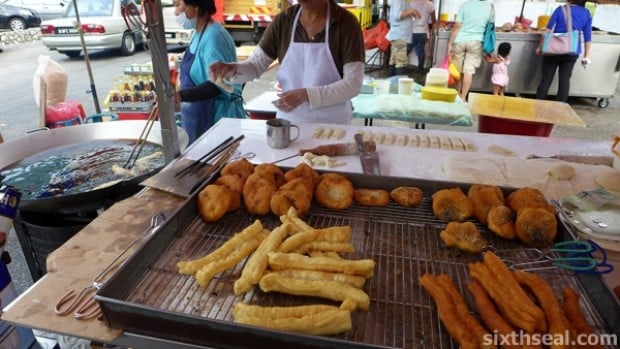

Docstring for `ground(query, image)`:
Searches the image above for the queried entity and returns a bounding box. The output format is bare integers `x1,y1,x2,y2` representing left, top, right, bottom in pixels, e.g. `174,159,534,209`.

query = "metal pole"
71,0,101,114
144,0,180,163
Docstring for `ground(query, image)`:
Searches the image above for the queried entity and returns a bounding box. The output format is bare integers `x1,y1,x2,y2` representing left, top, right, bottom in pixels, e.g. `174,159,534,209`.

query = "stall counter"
3,118,619,348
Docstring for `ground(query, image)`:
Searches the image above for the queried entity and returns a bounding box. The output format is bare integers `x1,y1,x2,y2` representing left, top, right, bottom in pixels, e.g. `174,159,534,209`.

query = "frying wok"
0,121,189,214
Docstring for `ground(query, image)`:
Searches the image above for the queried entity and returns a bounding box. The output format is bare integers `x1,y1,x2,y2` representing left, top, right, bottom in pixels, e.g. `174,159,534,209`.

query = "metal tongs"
54,213,166,320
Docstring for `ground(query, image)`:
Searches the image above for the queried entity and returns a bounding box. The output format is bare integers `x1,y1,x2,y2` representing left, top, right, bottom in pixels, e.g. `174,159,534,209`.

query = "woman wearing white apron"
209,0,365,125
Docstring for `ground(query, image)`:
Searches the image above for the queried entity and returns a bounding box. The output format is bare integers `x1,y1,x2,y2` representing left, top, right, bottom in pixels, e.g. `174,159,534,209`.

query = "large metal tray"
96,172,620,349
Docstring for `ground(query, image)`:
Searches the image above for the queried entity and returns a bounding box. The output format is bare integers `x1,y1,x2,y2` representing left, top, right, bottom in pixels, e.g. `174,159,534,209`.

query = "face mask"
176,12,196,29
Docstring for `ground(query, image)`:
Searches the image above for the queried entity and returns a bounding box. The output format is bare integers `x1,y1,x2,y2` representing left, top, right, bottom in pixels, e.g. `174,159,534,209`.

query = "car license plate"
56,27,77,34
164,33,173,38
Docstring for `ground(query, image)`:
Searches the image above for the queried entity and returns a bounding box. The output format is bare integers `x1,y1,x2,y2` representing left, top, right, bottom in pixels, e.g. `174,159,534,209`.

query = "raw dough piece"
450,137,465,151
384,133,395,145
408,134,420,147
439,135,452,150
362,130,372,142
430,135,441,149
330,128,345,140
488,144,516,157
595,170,620,191
460,138,475,151
547,163,575,180
321,128,334,139
419,134,431,148
396,134,408,146
312,127,324,139
373,132,385,145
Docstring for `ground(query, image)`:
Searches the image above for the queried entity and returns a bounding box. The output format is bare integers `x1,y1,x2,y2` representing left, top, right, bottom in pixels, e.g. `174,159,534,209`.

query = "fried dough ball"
515,207,557,248
284,163,320,188
198,184,233,222
487,205,516,239
243,173,278,215
390,186,423,207
468,184,505,225
439,221,487,253
353,188,391,206
279,177,314,200
214,174,244,194
221,157,255,183
254,163,286,188
314,173,354,210
270,189,312,217
506,187,555,215
432,187,474,222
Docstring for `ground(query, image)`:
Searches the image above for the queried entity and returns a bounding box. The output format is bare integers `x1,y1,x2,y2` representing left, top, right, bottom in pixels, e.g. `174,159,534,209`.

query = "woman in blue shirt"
175,0,245,144
535,0,592,103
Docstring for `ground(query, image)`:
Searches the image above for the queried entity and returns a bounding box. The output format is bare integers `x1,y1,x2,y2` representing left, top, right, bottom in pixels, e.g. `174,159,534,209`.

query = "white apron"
277,3,352,124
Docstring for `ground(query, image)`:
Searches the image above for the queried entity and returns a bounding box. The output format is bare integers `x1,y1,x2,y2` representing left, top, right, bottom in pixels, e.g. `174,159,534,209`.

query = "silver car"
2,0,67,20
40,0,144,57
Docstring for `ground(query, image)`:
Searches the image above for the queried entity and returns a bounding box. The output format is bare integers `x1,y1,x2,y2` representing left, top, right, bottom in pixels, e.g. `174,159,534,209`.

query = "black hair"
183,0,216,18
498,42,511,58
570,0,587,7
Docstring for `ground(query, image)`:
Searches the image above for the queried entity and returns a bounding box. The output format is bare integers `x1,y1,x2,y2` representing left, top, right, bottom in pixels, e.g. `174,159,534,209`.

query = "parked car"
2,0,67,20
40,0,144,57
0,2,41,30
160,0,192,52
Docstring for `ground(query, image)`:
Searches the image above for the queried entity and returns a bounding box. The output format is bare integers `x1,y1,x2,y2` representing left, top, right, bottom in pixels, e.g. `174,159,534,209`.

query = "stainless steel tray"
96,172,620,349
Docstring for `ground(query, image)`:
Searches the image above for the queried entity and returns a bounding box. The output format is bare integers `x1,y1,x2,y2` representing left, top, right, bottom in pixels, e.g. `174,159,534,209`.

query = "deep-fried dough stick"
294,241,356,254
234,308,352,335
469,262,538,333
308,251,342,259
467,281,521,349
436,275,494,349
270,269,366,288
279,207,314,234
177,220,264,275
277,230,317,253
268,252,375,278
233,302,336,319
562,287,604,349
259,273,370,310
234,224,291,295
513,270,573,349
483,251,546,332
419,274,478,349
195,232,267,287
314,226,352,242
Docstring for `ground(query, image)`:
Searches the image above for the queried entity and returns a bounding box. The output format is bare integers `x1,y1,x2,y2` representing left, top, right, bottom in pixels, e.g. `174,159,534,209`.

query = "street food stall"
2,118,620,348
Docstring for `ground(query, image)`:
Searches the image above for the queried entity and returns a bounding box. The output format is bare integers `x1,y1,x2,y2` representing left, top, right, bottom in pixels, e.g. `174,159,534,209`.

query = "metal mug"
266,119,300,149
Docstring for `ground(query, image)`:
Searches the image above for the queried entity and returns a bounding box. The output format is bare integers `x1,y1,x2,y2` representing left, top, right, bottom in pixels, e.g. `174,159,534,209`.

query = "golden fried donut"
279,177,314,200
353,188,390,206
270,189,312,217
468,184,504,225
390,186,423,207
243,173,278,215
254,163,286,188
284,163,320,188
198,184,232,222
221,157,255,183
214,174,244,194
314,173,354,210
431,187,474,222
506,187,555,215
515,207,557,248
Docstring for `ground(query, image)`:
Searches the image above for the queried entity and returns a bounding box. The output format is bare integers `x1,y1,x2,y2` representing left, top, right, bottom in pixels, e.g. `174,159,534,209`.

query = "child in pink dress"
487,42,511,95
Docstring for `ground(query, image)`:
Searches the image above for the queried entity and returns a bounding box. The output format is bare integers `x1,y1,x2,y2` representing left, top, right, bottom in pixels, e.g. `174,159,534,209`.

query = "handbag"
541,5,579,55
483,4,496,54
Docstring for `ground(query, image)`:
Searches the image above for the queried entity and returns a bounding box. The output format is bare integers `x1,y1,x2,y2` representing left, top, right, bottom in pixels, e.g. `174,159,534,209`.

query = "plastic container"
425,68,449,88
537,15,550,30
374,79,391,94
398,78,414,95
478,115,553,137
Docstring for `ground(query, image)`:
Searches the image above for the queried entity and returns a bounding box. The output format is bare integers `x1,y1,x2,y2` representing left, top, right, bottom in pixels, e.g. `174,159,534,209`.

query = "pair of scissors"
229,150,256,162
494,240,614,275
54,213,166,320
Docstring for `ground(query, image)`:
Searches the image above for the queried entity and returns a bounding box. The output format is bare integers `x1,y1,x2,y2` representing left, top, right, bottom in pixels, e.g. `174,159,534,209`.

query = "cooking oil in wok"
0,139,164,199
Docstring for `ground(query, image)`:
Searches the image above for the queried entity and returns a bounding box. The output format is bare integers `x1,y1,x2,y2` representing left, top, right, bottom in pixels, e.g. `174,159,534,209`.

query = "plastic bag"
363,20,390,51
45,100,85,127
438,57,458,85
33,55,68,108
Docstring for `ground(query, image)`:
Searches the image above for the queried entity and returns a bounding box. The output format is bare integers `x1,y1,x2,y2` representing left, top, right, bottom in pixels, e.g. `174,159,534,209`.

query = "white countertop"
184,118,615,200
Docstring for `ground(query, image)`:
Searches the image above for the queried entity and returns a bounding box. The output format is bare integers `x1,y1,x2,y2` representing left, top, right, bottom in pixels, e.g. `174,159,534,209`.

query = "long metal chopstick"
174,136,234,177
122,104,159,169
176,135,244,177
189,140,240,195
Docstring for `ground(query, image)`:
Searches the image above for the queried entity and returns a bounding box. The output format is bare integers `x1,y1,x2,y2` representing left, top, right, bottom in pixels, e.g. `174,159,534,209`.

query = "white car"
2,0,67,20
40,0,144,57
